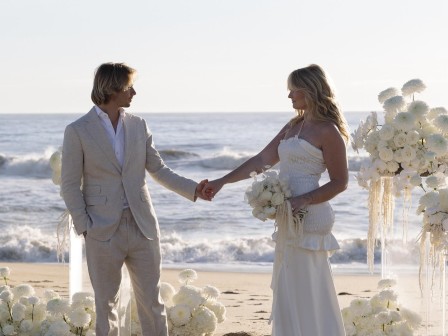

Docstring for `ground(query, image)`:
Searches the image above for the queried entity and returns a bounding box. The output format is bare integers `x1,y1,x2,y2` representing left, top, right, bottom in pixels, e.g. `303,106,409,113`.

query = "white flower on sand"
426,134,448,156
378,278,397,289
169,304,192,327
204,301,226,323
0,289,13,303
172,285,203,309
401,79,426,96
13,283,35,297
11,302,26,321
46,297,70,315
190,306,217,334
384,96,406,113
46,320,71,336
178,269,198,285
434,114,448,133
68,306,92,328
160,282,176,304
202,285,220,300
28,295,40,305
378,87,400,104
378,289,398,302
20,319,34,333
394,112,416,131
349,298,372,317
43,289,60,301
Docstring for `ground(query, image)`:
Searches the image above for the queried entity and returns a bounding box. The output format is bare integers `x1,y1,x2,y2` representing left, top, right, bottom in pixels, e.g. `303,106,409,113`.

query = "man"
61,62,210,336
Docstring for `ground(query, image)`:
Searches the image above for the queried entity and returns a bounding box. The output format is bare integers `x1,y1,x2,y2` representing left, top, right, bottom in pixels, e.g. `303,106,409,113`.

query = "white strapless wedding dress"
270,135,346,336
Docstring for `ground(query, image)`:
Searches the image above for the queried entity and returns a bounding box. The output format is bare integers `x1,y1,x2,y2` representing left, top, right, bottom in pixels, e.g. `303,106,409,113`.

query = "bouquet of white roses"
342,279,422,336
244,168,292,222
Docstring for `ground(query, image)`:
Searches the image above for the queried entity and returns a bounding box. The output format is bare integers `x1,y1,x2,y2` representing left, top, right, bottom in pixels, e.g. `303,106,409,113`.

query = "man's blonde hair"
91,62,136,105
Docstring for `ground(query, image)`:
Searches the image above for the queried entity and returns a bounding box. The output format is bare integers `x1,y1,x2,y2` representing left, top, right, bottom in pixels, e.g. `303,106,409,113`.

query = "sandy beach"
6,261,446,335
0,262,392,336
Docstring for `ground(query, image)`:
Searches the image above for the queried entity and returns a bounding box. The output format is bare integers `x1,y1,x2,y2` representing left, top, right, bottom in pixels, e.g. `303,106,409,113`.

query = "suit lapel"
85,108,122,173
122,113,134,171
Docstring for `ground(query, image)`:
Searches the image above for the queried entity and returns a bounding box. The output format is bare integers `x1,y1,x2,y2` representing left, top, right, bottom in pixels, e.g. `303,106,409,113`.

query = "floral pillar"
352,79,448,334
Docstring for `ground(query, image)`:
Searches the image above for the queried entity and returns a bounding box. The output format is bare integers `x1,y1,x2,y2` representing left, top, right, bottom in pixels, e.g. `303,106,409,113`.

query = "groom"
61,62,210,336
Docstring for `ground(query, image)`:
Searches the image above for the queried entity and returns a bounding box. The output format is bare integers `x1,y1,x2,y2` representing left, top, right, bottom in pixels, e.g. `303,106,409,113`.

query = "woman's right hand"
203,178,225,200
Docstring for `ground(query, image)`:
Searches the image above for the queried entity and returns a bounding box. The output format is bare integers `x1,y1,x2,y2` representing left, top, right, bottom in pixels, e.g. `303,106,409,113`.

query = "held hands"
195,179,212,201
202,179,225,200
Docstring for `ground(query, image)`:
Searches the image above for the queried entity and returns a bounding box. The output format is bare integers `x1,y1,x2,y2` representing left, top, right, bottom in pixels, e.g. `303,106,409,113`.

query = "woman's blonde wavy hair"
287,64,349,143
91,62,136,105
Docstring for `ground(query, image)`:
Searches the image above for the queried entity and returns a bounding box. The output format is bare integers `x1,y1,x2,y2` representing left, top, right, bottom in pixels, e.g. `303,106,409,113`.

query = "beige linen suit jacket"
61,108,197,241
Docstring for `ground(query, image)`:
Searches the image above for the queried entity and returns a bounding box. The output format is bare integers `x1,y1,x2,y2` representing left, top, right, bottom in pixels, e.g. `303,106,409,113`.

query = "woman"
203,64,348,335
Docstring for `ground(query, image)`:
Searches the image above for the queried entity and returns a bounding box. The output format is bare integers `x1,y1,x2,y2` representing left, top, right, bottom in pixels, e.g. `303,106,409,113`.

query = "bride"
203,64,348,335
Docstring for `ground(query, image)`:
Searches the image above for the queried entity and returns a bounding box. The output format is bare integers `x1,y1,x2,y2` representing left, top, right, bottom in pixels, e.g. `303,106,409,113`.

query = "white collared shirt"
94,105,128,207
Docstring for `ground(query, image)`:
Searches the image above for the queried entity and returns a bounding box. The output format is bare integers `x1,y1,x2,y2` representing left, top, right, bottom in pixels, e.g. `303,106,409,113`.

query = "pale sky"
1,0,447,114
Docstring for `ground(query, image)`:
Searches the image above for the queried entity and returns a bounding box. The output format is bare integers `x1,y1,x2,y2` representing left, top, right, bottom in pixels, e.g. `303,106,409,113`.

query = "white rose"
271,193,284,206
402,159,421,171
264,206,276,218
405,130,420,145
425,175,441,189
378,147,394,162
408,100,429,121
409,174,422,187
378,87,400,104
394,112,416,131
379,124,395,141
426,134,448,156
373,159,387,173
428,107,448,120
394,149,404,163
393,133,407,148
259,190,272,202
419,191,439,208
386,161,400,173
384,96,406,113
401,145,417,162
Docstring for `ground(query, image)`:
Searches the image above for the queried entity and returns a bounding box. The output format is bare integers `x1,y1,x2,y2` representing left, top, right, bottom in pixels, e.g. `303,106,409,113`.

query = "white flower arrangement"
342,279,421,335
0,268,96,336
0,267,225,336
244,167,307,222
160,269,225,336
351,79,448,271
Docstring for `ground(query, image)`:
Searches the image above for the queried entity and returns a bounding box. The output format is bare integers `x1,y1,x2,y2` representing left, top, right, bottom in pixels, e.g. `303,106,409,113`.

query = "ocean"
0,112,425,274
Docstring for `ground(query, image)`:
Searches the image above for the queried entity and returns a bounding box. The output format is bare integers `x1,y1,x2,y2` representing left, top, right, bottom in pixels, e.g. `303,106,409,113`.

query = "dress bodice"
277,136,339,252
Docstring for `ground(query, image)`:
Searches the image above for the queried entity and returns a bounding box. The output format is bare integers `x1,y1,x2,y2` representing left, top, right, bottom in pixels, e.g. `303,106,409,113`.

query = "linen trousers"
85,208,167,336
